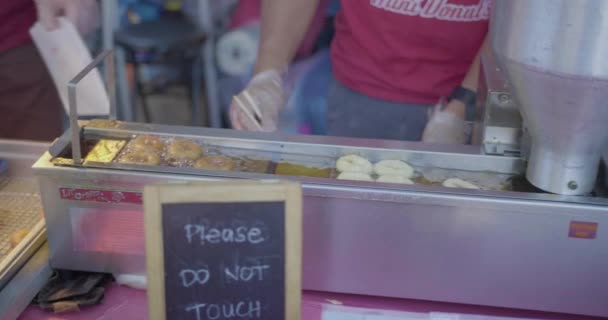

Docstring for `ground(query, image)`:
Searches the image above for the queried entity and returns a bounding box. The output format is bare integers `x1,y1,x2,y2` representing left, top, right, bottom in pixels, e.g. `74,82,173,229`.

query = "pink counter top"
18,283,605,320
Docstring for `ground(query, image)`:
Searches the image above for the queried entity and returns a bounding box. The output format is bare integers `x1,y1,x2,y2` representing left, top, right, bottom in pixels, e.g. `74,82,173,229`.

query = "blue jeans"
326,77,431,141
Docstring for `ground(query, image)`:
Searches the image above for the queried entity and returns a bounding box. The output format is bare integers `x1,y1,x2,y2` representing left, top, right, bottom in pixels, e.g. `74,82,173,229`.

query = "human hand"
422,99,467,144
34,0,99,35
229,70,288,132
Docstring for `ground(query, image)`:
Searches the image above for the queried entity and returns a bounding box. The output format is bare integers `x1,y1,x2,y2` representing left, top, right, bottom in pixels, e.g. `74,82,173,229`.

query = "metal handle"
67,50,117,164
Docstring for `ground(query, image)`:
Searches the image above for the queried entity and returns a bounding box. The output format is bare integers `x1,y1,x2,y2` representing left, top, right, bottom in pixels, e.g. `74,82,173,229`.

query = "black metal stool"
114,17,206,125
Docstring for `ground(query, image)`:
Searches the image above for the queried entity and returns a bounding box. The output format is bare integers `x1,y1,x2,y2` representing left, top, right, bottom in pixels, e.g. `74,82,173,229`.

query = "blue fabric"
0,160,7,177
327,0,341,16
293,50,332,135
119,0,162,26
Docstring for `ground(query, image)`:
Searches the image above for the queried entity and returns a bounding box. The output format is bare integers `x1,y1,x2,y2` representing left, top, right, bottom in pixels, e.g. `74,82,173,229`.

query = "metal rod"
67,81,82,165
67,50,114,165
101,0,118,120
115,48,132,121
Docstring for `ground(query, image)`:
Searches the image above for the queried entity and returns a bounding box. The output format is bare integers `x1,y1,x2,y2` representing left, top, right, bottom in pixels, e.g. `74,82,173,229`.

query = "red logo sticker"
569,221,598,239
60,187,143,205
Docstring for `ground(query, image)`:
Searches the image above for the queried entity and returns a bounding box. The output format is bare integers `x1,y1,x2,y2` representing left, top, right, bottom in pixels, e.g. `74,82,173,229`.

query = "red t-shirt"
0,0,37,53
331,0,491,104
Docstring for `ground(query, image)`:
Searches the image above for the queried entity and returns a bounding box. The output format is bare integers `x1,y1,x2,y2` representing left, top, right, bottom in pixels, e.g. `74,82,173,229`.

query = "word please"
186,300,261,320
184,224,264,245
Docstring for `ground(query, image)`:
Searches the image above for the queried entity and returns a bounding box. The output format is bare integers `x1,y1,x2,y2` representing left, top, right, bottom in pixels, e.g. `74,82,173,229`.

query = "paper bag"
30,18,109,116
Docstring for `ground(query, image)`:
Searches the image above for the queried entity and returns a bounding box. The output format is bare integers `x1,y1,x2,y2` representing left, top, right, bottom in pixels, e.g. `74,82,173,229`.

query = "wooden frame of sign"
144,180,302,320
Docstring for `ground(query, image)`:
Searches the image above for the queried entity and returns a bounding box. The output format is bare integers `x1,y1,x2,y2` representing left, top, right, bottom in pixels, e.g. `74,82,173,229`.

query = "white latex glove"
34,0,100,35
422,102,467,144
229,69,288,132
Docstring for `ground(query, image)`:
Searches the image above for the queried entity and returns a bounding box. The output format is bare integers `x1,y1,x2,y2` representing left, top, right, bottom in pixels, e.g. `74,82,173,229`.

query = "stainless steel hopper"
491,0,608,195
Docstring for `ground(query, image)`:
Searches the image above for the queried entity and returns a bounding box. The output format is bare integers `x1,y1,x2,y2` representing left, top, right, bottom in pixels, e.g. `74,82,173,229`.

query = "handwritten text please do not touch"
180,223,271,320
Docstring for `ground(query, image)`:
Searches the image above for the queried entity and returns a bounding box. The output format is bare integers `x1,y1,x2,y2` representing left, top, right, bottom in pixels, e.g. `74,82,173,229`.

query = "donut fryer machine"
34,1,608,316
33,122,608,319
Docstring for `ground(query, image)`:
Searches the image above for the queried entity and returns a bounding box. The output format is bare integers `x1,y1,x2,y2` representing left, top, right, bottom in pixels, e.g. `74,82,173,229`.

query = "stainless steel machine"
490,0,608,196
32,0,608,318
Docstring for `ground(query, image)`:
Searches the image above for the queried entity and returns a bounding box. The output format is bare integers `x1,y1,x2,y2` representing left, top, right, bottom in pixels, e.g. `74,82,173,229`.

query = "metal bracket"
478,50,523,157
67,50,117,165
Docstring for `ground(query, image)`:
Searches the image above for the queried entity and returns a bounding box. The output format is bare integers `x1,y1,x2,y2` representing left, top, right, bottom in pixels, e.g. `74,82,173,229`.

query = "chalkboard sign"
144,181,302,320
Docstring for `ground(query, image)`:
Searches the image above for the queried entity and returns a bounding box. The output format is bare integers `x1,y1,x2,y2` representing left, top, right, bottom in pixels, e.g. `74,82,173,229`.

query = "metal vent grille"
0,178,43,257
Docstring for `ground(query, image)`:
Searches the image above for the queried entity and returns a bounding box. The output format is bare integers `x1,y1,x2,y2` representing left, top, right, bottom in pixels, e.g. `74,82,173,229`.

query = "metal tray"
0,179,42,255
49,121,526,193
0,140,49,290
0,178,45,290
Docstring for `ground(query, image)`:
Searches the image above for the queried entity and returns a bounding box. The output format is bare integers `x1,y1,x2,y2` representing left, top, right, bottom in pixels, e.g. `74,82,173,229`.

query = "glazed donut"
167,139,203,161
442,178,480,190
119,150,161,166
194,155,236,171
130,135,164,153
376,175,414,185
337,172,373,182
336,155,373,174
373,160,414,178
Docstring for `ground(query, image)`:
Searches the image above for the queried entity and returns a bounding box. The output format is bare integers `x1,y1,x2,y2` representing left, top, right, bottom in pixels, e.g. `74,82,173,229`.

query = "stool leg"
190,55,203,126
203,40,221,128
132,60,151,123
115,47,133,121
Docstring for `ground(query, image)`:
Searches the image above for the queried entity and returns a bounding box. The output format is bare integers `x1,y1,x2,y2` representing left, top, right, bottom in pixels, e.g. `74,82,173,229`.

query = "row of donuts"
114,135,332,176
114,136,479,189
117,135,237,171
335,155,480,189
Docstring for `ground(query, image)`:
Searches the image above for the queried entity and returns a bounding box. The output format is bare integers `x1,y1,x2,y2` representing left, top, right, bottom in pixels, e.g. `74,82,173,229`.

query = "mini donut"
167,139,203,161
10,229,30,249
442,178,480,190
239,159,270,173
337,172,373,182
86,119,120,129
194,155,236,171
130,135,164,153
376,175,414,185
374,160,414,178
119,150,161,166
336,155,373,174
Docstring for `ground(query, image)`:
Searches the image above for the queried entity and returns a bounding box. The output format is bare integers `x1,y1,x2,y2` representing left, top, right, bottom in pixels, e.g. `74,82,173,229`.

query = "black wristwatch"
447,86,477,121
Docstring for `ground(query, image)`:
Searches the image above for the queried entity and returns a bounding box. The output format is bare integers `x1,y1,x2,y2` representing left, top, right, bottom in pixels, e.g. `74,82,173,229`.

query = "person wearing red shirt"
0,0,97,141
230,0,491,144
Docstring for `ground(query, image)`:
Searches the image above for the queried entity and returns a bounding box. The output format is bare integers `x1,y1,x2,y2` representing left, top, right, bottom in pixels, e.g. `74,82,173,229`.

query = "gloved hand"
422,100,467,144
229,69,288,132
34,0,100,35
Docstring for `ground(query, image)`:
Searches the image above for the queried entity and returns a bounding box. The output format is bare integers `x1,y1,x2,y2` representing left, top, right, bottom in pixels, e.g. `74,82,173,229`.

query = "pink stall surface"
18,283,605,320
